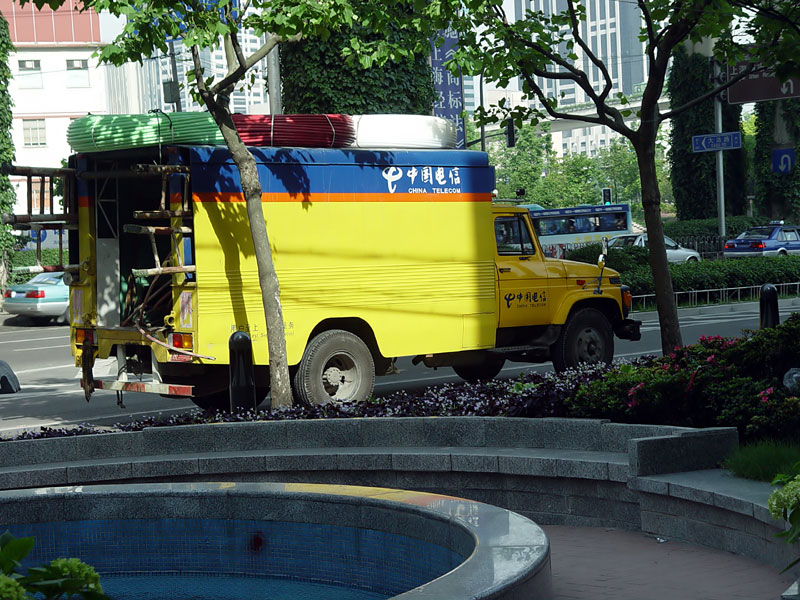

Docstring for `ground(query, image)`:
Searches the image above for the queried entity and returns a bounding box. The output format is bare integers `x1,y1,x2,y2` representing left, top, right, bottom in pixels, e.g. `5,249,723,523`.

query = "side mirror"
597,237,609,269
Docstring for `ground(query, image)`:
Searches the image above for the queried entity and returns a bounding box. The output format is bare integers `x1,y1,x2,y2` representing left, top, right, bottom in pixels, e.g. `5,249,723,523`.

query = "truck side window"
495,216,535,256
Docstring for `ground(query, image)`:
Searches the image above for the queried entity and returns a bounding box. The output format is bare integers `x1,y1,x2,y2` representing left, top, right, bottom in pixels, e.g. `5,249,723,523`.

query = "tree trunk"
633,133,683,354
204,106,294,409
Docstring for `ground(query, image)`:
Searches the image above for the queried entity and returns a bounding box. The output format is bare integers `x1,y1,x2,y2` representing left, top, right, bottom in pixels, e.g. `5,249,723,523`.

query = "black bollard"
229,331,256,413
759,283,780,329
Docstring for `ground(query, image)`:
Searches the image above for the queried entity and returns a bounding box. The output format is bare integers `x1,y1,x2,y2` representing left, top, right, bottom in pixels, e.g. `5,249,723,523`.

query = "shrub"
619,255,800,296
568,314,800,441
663,216,770,238
8,248,64,285
0,531,108,599
723,441,800,482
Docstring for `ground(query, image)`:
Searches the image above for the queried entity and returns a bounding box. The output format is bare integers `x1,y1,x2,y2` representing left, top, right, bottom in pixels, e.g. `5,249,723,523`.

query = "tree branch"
661,60,766,120
518,71,632,137
729,0,800,37
566,0,614,104
190,44,214,107
638,0,657,66
210,32,301,96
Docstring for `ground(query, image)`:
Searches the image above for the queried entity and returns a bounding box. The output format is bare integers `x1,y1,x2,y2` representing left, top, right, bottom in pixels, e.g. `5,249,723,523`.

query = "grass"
724,440,800,483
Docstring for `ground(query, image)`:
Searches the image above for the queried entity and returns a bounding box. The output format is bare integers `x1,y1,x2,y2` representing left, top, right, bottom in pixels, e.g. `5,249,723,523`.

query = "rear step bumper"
93,379,193,396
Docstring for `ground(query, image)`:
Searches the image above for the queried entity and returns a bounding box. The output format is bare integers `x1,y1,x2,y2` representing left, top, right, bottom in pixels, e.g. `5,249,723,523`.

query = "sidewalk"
544,525,795,600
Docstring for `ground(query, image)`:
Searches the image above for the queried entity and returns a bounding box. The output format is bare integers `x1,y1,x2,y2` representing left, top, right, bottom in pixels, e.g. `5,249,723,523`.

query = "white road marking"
13,344,71,352
12,363,76,374
0,335,67,345
2,388,85,401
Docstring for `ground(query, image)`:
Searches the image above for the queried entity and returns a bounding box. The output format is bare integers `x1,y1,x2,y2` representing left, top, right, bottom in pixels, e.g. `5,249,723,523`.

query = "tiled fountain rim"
0,481,552,600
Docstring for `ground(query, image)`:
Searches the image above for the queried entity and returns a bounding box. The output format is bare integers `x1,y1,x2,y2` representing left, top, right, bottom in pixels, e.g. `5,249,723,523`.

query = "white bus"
523,203,633,258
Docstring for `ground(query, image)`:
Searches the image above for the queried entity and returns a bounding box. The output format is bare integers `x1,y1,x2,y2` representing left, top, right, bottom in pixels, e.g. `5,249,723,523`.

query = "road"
0,298,798,434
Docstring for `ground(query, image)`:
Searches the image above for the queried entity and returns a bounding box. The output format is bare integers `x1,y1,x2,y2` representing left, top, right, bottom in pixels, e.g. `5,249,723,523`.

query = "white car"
608,234,701,263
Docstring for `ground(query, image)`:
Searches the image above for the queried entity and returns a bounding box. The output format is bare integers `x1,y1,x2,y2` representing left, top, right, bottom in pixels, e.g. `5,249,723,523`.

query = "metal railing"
672,235,724,261
631,281,800,312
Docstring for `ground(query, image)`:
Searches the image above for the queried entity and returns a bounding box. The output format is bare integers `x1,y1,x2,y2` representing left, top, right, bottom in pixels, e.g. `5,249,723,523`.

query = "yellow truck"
4,146,640,410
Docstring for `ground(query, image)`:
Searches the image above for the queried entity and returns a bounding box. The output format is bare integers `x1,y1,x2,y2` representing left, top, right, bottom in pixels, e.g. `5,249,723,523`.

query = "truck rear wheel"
294,329,375,406
551,307,614,372
453,358,505,383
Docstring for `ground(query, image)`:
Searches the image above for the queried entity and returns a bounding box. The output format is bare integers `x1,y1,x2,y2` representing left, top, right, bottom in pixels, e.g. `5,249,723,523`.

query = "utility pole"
168,41,183,112
713,59,725,238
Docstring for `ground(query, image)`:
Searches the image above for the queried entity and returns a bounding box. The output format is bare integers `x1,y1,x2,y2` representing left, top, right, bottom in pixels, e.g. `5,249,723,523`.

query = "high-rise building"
130,34,272,115
467,0,649,156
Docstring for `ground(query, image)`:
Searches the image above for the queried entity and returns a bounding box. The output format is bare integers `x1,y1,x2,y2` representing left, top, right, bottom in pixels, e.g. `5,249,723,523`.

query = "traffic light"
505,119,516,147
602,188,612,204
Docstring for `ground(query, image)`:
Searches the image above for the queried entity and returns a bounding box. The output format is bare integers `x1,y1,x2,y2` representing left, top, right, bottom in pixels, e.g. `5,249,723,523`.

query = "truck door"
495,214,552,327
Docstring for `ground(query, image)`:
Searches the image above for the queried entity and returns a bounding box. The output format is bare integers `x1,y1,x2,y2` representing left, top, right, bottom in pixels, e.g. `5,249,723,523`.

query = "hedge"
623,256,800,296
7,248,63,285
565,244,649,273
565,245,800,296
662,216,770,239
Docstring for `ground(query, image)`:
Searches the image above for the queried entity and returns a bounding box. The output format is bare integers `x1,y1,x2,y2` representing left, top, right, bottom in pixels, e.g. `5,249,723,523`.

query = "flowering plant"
769,470,800,572
0,530,108,599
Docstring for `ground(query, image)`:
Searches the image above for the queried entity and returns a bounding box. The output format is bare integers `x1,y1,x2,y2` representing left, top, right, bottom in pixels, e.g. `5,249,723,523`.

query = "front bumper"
614,318,642,341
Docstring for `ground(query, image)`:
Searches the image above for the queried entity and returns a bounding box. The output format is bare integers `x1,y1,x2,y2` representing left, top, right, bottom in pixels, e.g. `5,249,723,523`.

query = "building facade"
0,0,125,221
467,0,649,156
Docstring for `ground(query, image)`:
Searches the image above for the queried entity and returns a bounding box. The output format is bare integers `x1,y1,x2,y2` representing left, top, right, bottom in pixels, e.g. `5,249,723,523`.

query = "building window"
66,59,90,87
22,119,46,147
18,60,42,89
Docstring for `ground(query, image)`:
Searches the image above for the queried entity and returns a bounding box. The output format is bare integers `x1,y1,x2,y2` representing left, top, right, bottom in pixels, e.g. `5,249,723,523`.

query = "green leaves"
18,558,108,600
0,531,34,576
0,532,110,599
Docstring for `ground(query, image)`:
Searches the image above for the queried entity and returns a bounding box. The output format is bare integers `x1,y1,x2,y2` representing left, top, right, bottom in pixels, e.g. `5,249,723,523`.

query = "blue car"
2,272,70,323
723,222,800,259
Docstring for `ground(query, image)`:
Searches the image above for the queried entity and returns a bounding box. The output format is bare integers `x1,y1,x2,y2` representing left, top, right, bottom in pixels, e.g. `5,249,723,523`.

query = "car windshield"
27,273,64,285
738,228,773,240
608,236,637,248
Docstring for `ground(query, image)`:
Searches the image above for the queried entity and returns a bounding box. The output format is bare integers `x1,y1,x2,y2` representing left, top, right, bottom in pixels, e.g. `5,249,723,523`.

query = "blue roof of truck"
179,145,494,197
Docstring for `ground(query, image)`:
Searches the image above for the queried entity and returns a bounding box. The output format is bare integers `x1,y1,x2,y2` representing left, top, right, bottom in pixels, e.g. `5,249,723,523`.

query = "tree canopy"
415,0,800,354
18,0,800,357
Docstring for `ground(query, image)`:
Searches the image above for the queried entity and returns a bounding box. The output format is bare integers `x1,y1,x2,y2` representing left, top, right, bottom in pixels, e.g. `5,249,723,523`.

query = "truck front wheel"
294,329,375,406
551,308,614,372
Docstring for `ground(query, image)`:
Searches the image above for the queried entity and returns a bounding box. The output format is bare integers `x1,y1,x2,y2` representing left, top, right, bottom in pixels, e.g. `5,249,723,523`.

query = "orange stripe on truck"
192,192,492,203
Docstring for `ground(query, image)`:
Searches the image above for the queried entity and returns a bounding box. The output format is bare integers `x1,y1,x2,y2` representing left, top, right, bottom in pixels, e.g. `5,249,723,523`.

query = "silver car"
608,234,701,263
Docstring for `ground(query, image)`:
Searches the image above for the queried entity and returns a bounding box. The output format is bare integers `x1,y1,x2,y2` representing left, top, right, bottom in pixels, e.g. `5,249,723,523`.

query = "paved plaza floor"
544,525,795,600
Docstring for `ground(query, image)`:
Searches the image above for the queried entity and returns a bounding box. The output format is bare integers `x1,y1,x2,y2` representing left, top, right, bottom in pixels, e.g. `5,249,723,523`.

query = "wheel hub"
577,328,603,362
323,366,344,387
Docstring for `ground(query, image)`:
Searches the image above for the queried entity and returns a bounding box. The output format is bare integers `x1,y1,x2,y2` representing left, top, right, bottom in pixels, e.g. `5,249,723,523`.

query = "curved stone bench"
0,416,795,578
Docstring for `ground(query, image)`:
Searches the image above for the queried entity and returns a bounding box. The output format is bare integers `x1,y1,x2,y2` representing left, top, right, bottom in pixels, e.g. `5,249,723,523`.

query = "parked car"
2,272,69,323
723,221,800,258
607,233,701,263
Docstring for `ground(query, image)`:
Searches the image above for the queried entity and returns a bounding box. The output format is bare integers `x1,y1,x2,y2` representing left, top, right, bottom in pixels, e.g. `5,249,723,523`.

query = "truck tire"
453,358,505,383
294,329,375,406
191,391,230,413
551,307,614,372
